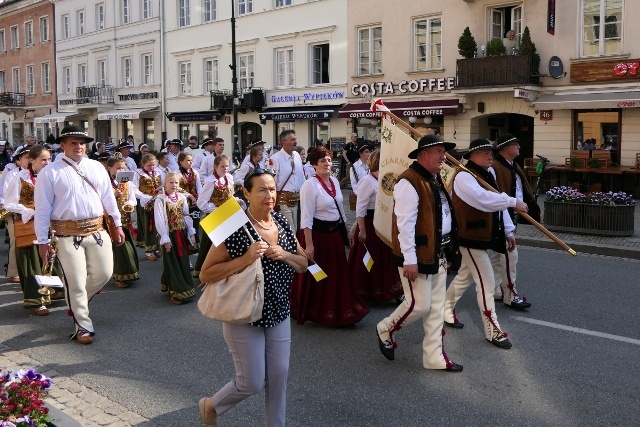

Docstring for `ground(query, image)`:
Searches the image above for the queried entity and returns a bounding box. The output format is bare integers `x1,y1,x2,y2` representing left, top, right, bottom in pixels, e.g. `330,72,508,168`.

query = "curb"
518,236,640,260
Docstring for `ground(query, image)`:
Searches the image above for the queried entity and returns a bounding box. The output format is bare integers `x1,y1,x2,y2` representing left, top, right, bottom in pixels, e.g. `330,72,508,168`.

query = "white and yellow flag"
200,197,250,247
363,250,374,272
307,263,327,282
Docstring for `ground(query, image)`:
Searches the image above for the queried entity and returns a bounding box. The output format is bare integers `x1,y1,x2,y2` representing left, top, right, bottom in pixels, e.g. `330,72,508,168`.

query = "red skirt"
347,217,403,302
291,228,369,327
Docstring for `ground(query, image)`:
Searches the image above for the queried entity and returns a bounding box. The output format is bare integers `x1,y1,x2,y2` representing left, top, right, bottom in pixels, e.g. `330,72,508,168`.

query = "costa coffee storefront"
533,58,640,167
339,77,459,144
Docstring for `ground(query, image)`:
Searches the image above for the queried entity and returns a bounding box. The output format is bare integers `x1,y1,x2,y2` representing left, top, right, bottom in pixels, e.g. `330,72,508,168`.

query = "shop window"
198,124,218,142
574,110,620,165
144,119,155,145
310,120,330,148
123,119,134,139
178,124,190,142
274,121,295,145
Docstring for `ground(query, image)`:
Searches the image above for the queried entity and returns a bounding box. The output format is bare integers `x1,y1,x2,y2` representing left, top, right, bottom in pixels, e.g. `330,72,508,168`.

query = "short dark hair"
279,129,296,143
307,146,332,165
157,152,168,161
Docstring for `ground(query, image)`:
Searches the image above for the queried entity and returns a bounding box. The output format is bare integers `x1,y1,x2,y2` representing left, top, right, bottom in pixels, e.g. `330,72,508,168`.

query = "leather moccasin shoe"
76,330,94,345
444,320,464,329
9,276,20,283
505,297,531,310
376,328,395,361
34,306,49,316
444,363,464,372
489,336,512,350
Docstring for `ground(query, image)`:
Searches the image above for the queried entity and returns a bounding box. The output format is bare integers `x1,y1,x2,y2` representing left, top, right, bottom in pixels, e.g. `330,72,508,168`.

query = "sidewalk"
341,190,640,259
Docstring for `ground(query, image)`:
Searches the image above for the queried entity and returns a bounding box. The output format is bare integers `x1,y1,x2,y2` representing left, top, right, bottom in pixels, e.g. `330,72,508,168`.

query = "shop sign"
572,58,640,83
118,92,159,101
514,89,530,99
270,91,345,103
260,112,332,121
59,99,75,106
616,101,639,108
350,78,456,97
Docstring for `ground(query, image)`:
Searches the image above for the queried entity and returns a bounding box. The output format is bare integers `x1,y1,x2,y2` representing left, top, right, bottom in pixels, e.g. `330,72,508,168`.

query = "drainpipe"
160,0,167,149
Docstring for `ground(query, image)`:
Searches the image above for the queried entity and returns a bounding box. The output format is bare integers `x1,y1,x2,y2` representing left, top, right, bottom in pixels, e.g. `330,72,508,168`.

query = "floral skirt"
291,228,369,327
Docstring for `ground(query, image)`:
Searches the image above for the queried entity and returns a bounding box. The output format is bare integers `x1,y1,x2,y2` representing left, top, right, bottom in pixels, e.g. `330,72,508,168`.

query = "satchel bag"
348,192,357,211
14,218,36,248
198,226,265,324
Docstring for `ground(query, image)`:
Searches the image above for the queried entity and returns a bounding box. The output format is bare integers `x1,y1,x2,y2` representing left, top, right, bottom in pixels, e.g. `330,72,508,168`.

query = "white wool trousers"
377,266,450,369
213,317,291,427
6,217,19,278
444,247,505,341
56,231,113,335
491,244,520,303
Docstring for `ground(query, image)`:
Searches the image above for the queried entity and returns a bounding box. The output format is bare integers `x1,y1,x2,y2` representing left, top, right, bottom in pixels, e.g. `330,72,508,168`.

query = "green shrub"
458,27,477,59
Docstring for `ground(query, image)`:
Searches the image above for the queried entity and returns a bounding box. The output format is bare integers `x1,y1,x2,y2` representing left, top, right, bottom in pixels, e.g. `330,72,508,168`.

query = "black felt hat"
408,134,456,159
463,138,496,159
54,126,94,145
495,133,520,150
167,139,183,147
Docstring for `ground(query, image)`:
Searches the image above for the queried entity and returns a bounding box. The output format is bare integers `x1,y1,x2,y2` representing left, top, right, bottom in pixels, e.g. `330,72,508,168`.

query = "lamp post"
230,0,241,165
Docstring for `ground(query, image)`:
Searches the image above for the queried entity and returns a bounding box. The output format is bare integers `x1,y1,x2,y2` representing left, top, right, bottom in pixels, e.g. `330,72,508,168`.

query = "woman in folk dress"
133,153,161,260
177,152,202,247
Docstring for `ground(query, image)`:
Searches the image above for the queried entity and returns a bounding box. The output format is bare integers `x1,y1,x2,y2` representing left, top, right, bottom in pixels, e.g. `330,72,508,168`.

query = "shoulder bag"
348,166,359,211
198,226,265,324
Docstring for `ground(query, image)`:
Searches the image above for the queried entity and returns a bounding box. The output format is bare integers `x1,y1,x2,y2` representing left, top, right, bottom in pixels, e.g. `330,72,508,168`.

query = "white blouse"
4,169,35,222
350,159,370,195
355,173,377,218
133,168,160,206
197,173,234,213
153,192,195,245
111,178,137,209
299,176,346,230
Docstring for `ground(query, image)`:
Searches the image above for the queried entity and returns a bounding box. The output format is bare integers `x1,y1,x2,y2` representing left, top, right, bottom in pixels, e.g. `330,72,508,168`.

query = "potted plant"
485,38,506,56
458,27,478,59
519,26,540,83
1,369,53,427
544,186,636,236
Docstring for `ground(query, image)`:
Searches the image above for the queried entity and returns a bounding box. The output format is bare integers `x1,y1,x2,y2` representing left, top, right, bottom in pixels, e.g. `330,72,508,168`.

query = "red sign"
613,62,640,77
540,110,553,121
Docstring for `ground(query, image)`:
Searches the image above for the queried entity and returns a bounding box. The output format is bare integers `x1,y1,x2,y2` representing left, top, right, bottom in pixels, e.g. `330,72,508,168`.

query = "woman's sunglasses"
246,168,276,181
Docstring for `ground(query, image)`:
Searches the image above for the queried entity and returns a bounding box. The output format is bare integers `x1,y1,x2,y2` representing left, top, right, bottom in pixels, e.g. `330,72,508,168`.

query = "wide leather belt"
51,217,104,237
277,191,300,207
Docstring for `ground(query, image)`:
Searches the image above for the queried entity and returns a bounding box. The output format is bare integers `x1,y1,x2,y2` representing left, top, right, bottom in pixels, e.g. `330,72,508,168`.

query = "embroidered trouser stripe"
56,230,113,335
6,217,19,277
491,245,519,302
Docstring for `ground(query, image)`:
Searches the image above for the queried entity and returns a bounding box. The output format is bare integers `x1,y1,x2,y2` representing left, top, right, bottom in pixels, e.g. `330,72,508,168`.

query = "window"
97,60,107,85
96,3,105,30
144,118,155,144
275,0,291,7
179,62,192,95
10,26,18,49
39,17,49,41
204,59,218,92
77,10,85,35
358,26,382,76
41,62,50,92
122,0,131,24
78,63,87,87
310,43,329,84
238,53,254,90
489,5,523,46
26,65,35,94
179,0,190,27
582,0,622,56
12,68,20,92
204,0,216,22
24,21,33,46
238,0,252,15
414,16,441,71
63,66,71,93
142,0,152,19
275,48,294,87
61,14,69,39
122,57,132,87
0,30,5,53
0,71,6,93
142,54,153,85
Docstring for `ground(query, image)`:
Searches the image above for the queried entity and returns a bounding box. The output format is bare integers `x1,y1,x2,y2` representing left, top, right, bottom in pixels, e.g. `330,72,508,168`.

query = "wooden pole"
380,111,577,256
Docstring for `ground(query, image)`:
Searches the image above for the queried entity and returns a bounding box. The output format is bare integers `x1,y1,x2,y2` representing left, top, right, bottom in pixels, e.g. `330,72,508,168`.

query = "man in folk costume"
270,130,305,232
376,135,463,372
117,141,138,172
1,148,24,283
34,126,125,344
199,137,231,179
192,138,214,175
443,139,528,349
349,141,373,196
166,139,182,172
491,133,539,309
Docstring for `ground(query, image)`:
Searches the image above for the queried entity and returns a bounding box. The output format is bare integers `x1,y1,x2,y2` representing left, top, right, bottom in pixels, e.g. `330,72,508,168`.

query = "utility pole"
230,0,241,165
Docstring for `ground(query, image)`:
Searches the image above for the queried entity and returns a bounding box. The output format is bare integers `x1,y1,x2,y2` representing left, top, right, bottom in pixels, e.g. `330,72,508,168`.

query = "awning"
259,105,341,121
533,91,640,110
34,112,82,124
337,99,459,119
167,111,222,122
97,108,157,120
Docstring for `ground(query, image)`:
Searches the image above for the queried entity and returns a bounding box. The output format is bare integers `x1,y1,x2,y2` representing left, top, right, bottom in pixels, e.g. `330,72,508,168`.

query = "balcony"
0,92,26,107
456,54,539,88
210,88,265,114
75,85,114,104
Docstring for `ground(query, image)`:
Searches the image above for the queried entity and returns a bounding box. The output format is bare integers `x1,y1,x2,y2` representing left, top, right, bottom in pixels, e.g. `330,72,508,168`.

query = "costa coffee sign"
351,77,456,96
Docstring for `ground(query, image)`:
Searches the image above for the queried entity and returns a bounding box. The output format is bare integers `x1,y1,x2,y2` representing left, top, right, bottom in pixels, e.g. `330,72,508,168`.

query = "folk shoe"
76,329,94,345
376,327,395,361
198,397,218,427
444,363,464,372
34,306,49,316
444,320,464,329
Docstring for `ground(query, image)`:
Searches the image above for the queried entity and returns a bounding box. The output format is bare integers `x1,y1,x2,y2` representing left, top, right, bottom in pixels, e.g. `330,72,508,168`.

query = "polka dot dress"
225,211,297,327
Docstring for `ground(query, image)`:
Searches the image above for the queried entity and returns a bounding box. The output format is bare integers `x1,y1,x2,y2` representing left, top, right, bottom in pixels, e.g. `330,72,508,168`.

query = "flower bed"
544,186,636,236
1,369,52,427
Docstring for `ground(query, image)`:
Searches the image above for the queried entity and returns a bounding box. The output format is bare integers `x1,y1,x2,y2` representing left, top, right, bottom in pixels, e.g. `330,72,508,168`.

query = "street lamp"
230,0,241,165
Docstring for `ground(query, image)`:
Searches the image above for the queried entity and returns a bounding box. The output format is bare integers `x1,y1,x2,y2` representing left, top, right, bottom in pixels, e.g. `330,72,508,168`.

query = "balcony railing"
0,92,26,107
456,54,539,88
75,85,114,104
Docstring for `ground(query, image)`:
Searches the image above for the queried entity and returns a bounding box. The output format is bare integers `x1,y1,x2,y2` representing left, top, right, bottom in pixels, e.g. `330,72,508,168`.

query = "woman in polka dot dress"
198,169,307,427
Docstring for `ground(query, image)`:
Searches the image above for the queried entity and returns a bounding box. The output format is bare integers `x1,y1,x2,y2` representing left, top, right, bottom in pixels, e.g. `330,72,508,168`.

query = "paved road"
1,241,639,426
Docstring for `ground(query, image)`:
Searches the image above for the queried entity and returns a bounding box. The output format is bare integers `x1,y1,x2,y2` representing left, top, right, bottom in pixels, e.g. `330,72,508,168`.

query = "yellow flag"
307,263,327,282
200,197,249,246
363,250,374,272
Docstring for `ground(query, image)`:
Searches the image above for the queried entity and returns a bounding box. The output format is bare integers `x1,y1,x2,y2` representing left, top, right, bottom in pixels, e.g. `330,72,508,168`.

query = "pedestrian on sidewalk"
34,125,125,344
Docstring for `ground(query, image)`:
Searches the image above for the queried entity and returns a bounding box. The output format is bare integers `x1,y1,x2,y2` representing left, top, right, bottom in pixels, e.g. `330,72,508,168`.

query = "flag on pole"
363,250,374,272
199,197,250,246
307,263,327,282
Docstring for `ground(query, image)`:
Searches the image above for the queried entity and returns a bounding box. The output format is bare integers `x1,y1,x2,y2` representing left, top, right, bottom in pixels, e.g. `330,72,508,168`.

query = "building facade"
163,0,348,159
51,0,162,148
0,0,56,146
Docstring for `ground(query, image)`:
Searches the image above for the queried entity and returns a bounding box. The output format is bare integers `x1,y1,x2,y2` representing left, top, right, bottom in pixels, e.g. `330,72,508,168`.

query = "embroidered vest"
166,198,186,232
18,180,35,209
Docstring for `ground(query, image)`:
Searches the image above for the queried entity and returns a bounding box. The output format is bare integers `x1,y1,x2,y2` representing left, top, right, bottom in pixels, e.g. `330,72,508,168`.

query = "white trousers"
6,217,19,277
213,318,291,427
444,247,505,340
377,266,452,370
56,231,113,335
491,245,521,304
278,203,299,234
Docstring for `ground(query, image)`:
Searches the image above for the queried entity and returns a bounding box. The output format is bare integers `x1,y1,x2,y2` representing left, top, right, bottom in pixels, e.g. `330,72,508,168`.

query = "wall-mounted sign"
547,0,556,35
350,77,456,97
514,89,530,99
260,112,332,121
540,110,553,120
270,91,345,103
616,101,639,108
571,58,640,83
118,92,159,101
